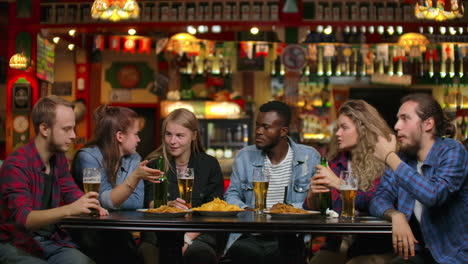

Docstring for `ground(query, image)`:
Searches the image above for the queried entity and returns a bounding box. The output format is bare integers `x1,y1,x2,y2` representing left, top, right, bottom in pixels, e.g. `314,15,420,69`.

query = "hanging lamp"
415,0,464,21
9,53,28,70
91,0,140,22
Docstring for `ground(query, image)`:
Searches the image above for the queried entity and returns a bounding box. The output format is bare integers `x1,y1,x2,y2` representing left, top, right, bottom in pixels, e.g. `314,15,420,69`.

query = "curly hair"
328,100,395,191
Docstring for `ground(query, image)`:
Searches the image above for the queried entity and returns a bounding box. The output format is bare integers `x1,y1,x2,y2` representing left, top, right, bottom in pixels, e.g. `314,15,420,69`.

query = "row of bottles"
40,0,279,24
206,123,249,146
303,0,465,22
270,44,468,79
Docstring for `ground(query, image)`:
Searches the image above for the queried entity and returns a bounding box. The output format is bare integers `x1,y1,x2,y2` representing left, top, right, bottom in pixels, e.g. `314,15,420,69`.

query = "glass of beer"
83,168,101,216
177,168,194,208
339,170,358,219
253,168,270,213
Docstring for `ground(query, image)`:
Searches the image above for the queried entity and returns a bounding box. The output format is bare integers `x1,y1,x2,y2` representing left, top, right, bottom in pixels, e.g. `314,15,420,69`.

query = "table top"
60,210,391,234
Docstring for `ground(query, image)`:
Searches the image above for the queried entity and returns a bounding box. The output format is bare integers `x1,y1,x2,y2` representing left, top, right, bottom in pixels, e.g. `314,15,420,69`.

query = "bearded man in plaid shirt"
370,93,467,264
0,96,108,263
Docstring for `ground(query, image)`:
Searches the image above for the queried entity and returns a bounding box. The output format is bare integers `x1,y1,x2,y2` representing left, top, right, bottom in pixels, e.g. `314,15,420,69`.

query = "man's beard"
400,138,421,159
48,132,68,153
399,125,424,159
256,137,280,152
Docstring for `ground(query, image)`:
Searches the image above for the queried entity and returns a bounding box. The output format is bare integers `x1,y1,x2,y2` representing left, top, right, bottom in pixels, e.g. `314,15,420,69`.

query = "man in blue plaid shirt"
370,93,467,264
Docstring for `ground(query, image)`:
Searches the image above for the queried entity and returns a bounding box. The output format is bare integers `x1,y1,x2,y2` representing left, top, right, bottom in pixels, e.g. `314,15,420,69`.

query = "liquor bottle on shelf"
242,124,249,146
234,125,242,142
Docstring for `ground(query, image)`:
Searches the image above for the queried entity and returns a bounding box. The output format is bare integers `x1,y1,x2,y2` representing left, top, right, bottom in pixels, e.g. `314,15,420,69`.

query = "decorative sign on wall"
11,82,32,151
12,84,31,110
117,64,141,88
105,62,153,89
281,44,307,72
36,34,55,83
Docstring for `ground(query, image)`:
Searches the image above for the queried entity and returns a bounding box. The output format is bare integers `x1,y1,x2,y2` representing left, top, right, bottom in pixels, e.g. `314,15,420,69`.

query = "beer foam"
340,186,357,191
84,180,101,184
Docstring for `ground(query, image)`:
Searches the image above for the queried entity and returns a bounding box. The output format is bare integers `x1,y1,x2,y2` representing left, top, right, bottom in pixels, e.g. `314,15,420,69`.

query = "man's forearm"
383,208,404,222
25,205,71,230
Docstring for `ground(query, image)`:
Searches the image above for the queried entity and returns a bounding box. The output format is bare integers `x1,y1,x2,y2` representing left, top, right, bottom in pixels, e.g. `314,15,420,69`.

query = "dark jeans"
69,229,139,264
0,243,47,264
34,236,94,264
220,234,280,264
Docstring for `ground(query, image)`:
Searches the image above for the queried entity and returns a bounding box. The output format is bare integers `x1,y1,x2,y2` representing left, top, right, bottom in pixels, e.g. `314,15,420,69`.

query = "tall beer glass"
339,170,358,219
83,168,101,216
253,168,270,213
177,168,194,208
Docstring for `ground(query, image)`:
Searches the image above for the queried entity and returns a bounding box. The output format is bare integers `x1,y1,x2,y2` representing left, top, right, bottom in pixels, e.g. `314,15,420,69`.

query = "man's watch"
184,234,193,246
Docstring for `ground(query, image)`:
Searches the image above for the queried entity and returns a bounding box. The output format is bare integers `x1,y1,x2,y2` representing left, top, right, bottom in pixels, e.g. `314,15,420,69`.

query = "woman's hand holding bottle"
310,165,341,192
132,160,164,183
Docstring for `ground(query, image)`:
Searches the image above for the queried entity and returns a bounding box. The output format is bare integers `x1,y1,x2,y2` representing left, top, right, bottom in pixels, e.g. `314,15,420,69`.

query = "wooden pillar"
88,62,102,137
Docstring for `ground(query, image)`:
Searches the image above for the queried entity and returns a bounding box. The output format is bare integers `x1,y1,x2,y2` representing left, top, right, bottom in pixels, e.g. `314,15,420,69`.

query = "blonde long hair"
146,108,205,173
328,100,394,191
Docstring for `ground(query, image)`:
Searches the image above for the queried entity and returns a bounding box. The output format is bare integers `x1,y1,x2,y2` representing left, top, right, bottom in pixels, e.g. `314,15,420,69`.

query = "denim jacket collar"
252,136,307,167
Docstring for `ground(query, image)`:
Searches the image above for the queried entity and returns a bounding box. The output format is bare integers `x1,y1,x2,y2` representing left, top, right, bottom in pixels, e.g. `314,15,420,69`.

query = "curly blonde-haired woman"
306,100,395,264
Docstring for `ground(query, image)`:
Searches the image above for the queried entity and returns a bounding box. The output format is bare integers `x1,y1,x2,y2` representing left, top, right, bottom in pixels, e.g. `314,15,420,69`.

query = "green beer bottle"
318,156,332,215
153,156,168,208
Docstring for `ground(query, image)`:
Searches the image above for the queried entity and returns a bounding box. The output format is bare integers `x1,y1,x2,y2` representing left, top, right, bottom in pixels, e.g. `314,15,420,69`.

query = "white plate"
137,208,190,218
359,220,389,224
265,210,320,219
192,210,243,217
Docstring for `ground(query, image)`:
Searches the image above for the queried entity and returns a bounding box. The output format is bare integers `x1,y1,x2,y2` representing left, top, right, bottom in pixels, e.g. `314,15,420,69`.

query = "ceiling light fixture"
250,27,259,35
128,28,136,35
187,25,197,35
211,25,222,33
68,29,76,37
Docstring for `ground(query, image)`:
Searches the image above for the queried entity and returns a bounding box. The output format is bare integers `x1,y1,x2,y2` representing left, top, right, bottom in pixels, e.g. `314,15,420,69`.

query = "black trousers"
140,231,227,264
220,234,280,264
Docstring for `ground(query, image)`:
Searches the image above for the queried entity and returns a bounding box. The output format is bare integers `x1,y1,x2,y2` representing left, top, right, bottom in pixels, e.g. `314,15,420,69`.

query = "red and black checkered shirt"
0,141,83,257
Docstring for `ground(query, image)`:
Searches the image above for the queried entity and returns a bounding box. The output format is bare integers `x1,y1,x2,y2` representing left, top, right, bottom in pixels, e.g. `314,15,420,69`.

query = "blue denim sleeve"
114,155,144,210
224,152,249,209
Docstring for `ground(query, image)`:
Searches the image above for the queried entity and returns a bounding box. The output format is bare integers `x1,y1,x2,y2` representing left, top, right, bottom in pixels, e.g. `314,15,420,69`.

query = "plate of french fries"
138,205,191,217
264,203,320,219
192,198,244,217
